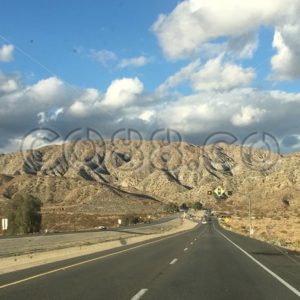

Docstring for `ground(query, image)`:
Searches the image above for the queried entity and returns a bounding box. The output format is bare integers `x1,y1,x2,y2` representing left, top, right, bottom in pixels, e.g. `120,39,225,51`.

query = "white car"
201,219,207,224
98,226,107,230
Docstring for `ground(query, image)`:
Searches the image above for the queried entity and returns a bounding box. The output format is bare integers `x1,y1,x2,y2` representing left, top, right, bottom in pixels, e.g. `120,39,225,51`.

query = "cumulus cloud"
191,56,255,91
29,77,66,102
0,72,19,94
151,0,300,81
231,105,266,126
227,31,259,59
102,77,144,107
38,108,64,125
0,69,300,153
156,88,300,143
69,88,101,117
0,44,14,62
118,56,151,68
152,0,298,60
157,59,201,94
138,110,155,122
271,25,300,80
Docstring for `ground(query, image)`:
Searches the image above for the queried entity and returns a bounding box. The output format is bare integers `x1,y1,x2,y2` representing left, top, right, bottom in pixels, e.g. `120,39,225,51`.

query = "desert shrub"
120,215,140,226
4,193,42,235
163,203,179,213
179,203,188,211
192,201,203,210
282,195,290,208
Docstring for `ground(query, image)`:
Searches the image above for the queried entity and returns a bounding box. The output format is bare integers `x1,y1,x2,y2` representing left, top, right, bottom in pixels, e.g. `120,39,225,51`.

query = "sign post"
1,218,8,232
118,219,122,227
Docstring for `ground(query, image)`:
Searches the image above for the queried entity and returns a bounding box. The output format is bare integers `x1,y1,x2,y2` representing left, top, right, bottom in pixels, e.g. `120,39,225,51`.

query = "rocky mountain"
0,140,299,232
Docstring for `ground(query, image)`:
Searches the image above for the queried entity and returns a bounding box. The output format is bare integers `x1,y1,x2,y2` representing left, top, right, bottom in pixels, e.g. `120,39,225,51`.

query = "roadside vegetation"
120,215,140,226
4,193,42,235
164,201,203,214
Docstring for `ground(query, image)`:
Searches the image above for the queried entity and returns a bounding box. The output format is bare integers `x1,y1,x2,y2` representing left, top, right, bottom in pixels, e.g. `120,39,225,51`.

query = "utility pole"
208,186,254,237
248,196,253,237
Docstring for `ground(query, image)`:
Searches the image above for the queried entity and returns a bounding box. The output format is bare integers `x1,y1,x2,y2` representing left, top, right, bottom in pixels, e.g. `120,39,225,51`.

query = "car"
201,219,207,224
97,226,107,230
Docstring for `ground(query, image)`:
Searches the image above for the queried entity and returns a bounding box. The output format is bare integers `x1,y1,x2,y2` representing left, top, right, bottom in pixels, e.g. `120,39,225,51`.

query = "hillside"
0,140,299,245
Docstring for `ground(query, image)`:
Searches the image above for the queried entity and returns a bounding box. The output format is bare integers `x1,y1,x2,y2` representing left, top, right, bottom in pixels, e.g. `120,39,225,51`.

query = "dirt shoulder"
219,216,300,254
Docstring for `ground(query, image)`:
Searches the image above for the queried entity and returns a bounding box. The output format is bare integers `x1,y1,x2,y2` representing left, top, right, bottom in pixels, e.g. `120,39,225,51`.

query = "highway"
0,215,182,257
0,218,299,300
0,213,180,240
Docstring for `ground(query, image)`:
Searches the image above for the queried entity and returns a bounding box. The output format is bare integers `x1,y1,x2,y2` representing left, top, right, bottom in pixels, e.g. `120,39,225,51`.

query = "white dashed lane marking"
131,289,148,300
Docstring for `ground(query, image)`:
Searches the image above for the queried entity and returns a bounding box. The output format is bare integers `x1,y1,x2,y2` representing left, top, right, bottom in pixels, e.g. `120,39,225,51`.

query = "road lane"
0,219,299,300
143,220,300,300
0,224,203,300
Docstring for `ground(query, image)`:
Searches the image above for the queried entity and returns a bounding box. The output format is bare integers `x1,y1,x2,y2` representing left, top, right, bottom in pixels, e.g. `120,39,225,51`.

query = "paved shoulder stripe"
215,227,300,298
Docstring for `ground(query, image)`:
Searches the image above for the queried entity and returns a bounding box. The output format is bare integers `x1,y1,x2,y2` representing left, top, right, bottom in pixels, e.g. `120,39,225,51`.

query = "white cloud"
0,70,300,153
37,112,47,125
37,108,64,125
191,56,255,91
118,56,150,68
102,77,144,108
156,88,300,136
271,25,300,80
0,79,18,93
139,110,155,122
69,88,101,117
0,44,14,62
227,31,259,59
0,73,19,93
30,77,65,102
231,105,266,126
152,0,299,62
157,59,200,94
50,107,64,121
90,49,117,65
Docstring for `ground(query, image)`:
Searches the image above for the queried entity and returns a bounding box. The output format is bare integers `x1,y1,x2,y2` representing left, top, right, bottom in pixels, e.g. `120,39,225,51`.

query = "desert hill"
0,140,299,239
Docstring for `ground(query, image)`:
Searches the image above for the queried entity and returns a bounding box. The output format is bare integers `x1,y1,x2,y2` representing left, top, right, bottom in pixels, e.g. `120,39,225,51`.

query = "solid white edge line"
215,226,300,298
131,288,148,300
170,258,178,265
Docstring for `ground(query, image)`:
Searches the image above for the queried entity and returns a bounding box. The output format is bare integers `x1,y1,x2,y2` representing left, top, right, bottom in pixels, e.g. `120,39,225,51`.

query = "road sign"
214,186,225,197
1,218,8,230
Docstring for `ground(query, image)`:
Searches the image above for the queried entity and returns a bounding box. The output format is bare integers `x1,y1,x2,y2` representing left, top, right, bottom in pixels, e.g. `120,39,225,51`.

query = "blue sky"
0,0,182,90
1,0,299,92
1,0,300,153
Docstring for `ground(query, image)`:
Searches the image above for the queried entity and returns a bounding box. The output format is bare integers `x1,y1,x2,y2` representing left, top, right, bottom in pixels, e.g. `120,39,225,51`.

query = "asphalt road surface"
0,218,299,300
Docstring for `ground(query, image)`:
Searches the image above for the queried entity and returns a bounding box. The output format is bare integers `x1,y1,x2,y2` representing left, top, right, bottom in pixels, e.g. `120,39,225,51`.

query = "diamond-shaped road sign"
214,186,225,197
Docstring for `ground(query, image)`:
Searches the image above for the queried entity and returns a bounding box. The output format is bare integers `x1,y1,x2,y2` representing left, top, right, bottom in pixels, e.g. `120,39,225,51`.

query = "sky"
0,0,300,153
